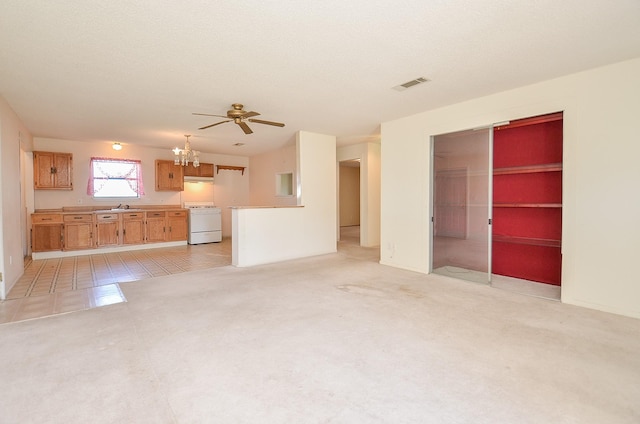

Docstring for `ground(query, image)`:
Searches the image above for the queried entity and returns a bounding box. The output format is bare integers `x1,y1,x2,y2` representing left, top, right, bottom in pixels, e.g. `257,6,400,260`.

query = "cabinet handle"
103,215,112,219
116,229,119,236
42,218,52,221
74,216,82,219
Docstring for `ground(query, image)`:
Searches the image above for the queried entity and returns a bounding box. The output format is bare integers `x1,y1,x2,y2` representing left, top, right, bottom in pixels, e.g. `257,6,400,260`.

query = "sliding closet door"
432,128,491,284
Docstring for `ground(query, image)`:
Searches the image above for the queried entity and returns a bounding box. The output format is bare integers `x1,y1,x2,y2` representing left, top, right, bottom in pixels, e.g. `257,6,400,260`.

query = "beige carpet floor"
0,237,638,423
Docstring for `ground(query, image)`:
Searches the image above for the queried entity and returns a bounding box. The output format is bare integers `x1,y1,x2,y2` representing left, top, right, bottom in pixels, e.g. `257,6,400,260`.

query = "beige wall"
248,141,297,207
381,57,640,319
339,164,360,226
0,96,34,298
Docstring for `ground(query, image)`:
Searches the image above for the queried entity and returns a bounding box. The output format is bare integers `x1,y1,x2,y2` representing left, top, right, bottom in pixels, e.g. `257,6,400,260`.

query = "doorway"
339,159,361,243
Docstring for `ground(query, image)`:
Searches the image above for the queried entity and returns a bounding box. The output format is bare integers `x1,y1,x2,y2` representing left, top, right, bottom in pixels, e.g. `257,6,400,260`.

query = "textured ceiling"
1,1,639,156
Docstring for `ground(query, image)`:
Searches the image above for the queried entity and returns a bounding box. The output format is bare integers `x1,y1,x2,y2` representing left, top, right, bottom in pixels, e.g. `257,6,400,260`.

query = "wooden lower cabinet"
32,208,188,253
63,214,94,250
167,210,187,241
122,212,145,245
145,211,167,243
32,213,64,252
95,213,121,247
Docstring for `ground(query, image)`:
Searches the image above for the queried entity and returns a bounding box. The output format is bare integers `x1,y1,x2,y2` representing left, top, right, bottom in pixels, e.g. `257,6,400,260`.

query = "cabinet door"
183,165,199,177
95,214,120,247
34,152,55,189
199,163,214,177
122,213,145,244
32,224,63,252
167,211,187,241
155,160,184,191
63,214,94,250
96,221,119,246
53,153,73,189
145,211,167,243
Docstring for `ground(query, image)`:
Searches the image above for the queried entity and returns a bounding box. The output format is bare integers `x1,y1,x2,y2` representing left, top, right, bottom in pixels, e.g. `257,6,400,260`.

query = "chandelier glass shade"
173,134,200,167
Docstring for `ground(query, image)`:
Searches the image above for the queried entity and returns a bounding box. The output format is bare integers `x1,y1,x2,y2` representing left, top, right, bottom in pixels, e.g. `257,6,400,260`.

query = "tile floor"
0,239,232,324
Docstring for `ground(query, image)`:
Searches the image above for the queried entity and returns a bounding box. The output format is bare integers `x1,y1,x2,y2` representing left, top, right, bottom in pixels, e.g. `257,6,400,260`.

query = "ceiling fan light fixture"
193,103,285,134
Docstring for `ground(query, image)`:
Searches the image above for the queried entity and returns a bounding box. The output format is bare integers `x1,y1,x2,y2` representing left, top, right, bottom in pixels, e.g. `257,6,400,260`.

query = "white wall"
337,142,381,247
381,57,640,319
248,141,297,206
232,131,336,267
32,137,249,237
0,96,34,299
212,164,250,237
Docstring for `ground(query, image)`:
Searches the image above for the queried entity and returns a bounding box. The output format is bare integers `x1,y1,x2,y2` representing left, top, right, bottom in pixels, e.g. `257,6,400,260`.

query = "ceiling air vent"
392,77,430,92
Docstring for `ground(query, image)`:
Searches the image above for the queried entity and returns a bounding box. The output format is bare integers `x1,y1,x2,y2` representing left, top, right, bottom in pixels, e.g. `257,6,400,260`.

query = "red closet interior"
492,112,563,285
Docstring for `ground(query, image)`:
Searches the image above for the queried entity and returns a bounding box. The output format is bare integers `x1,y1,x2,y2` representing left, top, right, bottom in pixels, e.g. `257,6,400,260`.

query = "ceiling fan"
193,103,285,135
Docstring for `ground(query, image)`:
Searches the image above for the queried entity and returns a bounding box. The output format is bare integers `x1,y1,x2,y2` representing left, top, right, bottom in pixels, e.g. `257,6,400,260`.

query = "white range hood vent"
184,176,214,182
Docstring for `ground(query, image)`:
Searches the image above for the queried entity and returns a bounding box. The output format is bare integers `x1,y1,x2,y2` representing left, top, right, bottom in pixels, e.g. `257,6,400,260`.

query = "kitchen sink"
95,208,143,212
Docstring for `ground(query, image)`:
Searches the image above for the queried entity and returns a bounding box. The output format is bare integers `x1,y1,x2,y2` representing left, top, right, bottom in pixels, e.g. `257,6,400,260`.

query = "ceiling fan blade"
247,118,285,127
238,121,253,134
193,113,229,118
241,111,260,118
198,120,231,130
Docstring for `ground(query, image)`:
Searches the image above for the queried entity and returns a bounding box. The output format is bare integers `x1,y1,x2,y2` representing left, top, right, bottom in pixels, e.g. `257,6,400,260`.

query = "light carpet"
1,246,638,423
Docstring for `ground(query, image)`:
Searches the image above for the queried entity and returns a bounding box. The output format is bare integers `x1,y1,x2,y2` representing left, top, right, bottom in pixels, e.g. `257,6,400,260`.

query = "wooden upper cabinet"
34,151,73,190
183,162,214,178
155,160,184,191
199,163,214,177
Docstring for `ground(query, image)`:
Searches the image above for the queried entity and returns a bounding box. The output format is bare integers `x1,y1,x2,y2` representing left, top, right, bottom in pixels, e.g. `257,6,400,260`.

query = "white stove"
184,202,222,244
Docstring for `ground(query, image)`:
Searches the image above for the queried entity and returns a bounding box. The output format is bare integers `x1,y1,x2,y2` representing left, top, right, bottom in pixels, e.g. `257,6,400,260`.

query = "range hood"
184,176,214,182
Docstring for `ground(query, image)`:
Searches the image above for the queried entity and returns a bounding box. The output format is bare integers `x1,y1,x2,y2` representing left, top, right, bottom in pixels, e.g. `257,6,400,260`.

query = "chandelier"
172,134,200,167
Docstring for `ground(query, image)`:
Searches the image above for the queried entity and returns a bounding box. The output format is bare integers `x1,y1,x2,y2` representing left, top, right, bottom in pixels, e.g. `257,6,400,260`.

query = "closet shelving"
492,112,563,285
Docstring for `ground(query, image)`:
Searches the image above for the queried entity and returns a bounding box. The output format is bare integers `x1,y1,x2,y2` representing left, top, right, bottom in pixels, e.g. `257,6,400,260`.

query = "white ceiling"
1,1,639,157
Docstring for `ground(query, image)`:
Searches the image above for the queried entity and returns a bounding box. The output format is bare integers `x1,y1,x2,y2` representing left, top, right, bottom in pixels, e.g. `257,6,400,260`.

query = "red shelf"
493,203,562,208
493,163,562,175
492,234,561,248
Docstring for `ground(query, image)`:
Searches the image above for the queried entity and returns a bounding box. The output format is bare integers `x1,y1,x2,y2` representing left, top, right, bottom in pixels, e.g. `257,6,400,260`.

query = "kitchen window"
87,157,145,198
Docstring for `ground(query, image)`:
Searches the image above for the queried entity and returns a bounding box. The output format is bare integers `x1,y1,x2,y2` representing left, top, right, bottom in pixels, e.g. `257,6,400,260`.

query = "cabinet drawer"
63,214,93,222
122,212,144,220
32,214,63,224
95,213,120,221
146,211,166,218
167,210,186,217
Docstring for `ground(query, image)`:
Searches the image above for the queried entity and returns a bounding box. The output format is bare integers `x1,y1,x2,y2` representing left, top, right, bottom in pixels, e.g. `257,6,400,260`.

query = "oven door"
188,209,221,233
